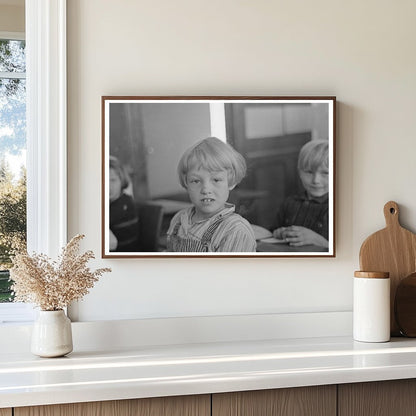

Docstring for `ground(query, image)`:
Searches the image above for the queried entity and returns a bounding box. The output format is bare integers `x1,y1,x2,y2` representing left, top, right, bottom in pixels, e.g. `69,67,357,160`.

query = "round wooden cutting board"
395,272,416,337
359,201,416,336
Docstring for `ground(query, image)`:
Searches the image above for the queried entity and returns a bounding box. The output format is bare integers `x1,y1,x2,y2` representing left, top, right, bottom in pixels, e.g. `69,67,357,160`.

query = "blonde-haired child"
167,137,256,252
272,140,329,248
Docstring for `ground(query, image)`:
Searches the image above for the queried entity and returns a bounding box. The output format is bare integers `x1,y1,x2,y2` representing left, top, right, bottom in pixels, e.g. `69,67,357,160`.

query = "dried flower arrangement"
10,234,111,311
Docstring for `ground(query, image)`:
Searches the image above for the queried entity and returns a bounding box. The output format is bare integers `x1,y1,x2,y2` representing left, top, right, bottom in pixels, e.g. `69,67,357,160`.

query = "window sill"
0,303,35,325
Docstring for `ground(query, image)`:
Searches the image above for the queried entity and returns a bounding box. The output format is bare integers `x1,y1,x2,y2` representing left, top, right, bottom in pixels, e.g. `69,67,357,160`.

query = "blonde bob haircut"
178,137,247,189
297,140,329,172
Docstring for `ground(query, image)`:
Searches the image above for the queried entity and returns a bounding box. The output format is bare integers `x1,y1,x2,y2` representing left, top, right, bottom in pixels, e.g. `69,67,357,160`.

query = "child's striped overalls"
169,216,225,252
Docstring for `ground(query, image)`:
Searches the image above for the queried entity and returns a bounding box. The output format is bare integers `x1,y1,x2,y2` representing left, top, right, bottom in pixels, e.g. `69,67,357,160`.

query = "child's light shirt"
167,203,256,252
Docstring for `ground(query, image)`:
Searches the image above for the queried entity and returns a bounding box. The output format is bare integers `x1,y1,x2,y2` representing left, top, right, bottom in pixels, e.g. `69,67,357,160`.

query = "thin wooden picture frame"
102,96,336,258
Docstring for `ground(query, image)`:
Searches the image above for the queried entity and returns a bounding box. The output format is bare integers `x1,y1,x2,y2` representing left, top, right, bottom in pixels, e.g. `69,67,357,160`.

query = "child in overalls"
167,137,256,253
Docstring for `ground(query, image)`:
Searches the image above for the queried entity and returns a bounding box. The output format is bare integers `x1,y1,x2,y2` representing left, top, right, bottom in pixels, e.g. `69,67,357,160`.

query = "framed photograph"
102,96,336,258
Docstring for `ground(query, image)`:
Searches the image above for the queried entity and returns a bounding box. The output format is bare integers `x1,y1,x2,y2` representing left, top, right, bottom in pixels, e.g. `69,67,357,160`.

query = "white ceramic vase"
31,310,73,357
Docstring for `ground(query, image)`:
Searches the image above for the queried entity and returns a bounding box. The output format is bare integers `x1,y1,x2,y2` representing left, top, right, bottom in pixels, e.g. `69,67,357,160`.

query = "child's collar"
189,203,235,224
302,191,329,203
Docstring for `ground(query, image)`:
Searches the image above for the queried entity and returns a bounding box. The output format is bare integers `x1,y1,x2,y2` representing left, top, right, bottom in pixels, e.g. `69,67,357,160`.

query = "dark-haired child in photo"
109,156,139,252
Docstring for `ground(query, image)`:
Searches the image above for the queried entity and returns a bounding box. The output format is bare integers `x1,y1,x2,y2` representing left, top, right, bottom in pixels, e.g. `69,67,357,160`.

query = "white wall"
67,0,416,322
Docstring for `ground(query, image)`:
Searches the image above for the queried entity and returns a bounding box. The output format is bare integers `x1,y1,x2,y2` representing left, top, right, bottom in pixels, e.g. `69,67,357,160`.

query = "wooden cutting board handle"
384,201,400,228
359,201,416,336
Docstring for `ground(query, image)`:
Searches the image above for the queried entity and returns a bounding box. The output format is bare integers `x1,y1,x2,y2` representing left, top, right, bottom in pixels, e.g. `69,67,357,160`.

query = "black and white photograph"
102,96,335,258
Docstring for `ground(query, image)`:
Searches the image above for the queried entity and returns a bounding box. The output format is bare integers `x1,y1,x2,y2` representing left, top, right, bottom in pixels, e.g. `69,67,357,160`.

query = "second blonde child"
272,140,329,248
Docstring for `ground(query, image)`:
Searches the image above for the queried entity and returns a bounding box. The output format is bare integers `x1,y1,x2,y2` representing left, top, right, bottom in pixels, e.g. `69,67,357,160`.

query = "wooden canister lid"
354,271,389,279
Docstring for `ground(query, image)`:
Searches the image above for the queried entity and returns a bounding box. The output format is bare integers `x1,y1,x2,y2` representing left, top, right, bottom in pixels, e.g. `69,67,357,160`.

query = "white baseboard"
0,311,352,353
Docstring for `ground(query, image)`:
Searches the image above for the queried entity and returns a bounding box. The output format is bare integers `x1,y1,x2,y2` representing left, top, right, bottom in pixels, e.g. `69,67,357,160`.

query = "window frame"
26,0,67,257
0,0,67,323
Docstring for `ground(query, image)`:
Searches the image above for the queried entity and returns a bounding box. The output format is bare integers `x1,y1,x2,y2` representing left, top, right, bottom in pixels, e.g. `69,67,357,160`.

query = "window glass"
0,38,27,303
0,39,26,72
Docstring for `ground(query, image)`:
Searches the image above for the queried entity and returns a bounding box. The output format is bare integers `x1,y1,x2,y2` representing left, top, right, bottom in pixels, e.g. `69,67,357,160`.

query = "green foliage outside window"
0,38,27,302
0,163,26,302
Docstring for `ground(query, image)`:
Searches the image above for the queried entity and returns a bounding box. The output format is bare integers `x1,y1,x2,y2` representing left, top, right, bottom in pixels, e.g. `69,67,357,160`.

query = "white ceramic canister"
353,271,390,342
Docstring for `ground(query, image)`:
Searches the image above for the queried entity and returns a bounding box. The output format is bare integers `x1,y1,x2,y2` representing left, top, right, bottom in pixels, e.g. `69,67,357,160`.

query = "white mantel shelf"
2,336,416,408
